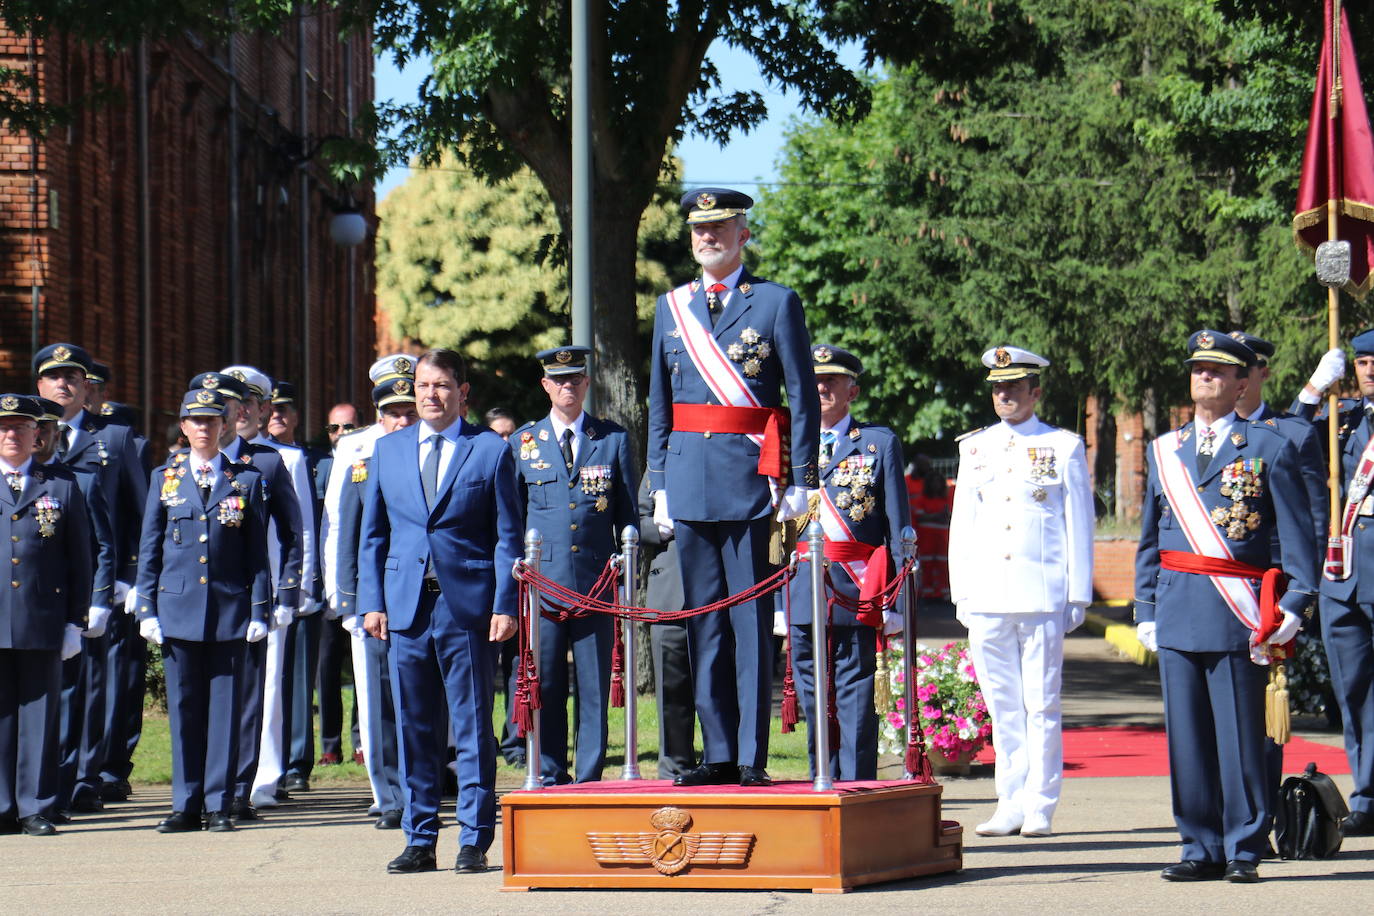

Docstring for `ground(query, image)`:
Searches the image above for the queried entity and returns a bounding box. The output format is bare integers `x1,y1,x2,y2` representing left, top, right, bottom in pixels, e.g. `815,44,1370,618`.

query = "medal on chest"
351,459,368,483
519,431,540,462
580,465,611,504
724,327,771,378
1027,446,1057,483
831,455,876,521
160,466,187,507
1209,457,1265,539
217,493,247,527
34,495,62,538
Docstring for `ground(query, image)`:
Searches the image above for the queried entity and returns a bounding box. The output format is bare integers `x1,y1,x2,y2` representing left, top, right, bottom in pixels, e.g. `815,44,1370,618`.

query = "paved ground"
4,614,1366,914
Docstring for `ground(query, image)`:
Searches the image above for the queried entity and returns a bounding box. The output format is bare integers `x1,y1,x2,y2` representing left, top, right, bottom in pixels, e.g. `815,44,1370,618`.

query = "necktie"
422,434,443,508
1198,427,1216,476
5,471,20,497
706,283,727,329
561,427,575,471
820,430,836,467
56,423,70,462
197,464,213,506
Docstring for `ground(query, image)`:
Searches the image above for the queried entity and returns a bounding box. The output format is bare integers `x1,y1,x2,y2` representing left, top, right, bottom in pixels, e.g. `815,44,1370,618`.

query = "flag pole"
1328,0,1343,539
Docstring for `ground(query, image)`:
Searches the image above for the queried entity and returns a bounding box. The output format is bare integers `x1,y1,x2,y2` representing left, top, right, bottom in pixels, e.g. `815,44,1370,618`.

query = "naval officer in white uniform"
948,345,1094,838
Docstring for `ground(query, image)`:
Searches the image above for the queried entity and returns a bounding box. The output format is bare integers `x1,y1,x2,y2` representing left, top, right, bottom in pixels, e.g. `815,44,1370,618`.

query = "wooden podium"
500,779,962,892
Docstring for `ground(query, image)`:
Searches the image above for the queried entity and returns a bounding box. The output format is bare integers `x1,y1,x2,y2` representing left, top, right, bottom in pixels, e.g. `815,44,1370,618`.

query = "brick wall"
1093,536,1138,602
0,15,376,442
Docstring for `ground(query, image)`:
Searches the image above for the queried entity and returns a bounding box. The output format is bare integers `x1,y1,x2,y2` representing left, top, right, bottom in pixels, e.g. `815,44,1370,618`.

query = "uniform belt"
671,403,790,478
423,577,442,594
1158,549,1284,641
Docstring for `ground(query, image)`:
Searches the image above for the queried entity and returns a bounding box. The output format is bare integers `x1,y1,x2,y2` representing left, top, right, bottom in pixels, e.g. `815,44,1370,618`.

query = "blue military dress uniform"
135,446,271,821
788,413,909,781
647,192,820,777
512,406,637,784
1135,343,1318,866
1,419,94,829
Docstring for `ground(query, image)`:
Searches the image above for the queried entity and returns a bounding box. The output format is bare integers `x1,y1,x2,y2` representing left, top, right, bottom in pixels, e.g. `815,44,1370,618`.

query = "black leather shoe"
50,811,73,825
283,774,310,793
1343,809,1374,836
1224,860,1259,883
375,809,402,830
206,811,235,832
673,762,740,787
69,789,103,813
454,845,488,873
229,799,260,822
20,815,56,836
1161,860,1225,881
99,780,130,802
387,845,438,874
739,766,772,787
156,811,203,833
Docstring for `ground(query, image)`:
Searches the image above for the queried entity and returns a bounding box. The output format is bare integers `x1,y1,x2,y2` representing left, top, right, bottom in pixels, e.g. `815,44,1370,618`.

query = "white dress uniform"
948,347,1094,837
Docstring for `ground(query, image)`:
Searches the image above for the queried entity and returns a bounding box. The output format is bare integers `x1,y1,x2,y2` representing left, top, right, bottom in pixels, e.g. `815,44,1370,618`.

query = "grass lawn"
132,687,815,786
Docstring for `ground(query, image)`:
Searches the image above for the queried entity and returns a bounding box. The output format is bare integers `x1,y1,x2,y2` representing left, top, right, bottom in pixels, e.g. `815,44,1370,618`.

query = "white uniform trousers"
964,610,1065,824
250,627,288,804
348,627,384,814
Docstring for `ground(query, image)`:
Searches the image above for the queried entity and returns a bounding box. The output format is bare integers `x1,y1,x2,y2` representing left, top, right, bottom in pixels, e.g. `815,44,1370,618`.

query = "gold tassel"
1266,662,1291,745
768,516,785,566
875,646,891,716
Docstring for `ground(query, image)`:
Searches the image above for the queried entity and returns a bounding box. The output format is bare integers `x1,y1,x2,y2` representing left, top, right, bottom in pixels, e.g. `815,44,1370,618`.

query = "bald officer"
646,188,820,787
0,394,92,836
949,346,1093,838
511,346,637,785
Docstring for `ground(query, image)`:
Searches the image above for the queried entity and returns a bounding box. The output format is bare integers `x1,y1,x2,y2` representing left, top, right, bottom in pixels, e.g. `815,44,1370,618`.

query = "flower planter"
925,744,979,777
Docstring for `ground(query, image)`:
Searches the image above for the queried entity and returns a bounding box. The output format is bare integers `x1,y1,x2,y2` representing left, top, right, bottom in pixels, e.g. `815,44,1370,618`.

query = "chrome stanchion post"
807,519,833,792
900,526,920,779
522,528,543,791
619,525,643,780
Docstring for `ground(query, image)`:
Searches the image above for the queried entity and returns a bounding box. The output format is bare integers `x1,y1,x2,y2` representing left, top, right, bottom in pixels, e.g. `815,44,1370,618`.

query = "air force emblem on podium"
586,807,755,875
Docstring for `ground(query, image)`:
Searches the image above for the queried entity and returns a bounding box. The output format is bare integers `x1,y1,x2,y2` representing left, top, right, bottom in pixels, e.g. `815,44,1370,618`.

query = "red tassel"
906,738,933,784
609,618,626,708
513,647,541,737
826,622,841,752
780,669,799,733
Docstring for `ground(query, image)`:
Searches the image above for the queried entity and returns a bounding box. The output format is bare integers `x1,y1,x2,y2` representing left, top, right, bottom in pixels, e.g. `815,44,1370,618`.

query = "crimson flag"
1294,0,1374,300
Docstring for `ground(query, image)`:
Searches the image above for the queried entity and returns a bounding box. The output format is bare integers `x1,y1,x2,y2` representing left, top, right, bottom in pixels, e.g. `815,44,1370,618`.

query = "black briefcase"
1274,762,1349,859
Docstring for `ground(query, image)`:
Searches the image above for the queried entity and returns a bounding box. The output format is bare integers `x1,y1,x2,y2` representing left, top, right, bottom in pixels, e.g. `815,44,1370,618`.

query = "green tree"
375,152,688,425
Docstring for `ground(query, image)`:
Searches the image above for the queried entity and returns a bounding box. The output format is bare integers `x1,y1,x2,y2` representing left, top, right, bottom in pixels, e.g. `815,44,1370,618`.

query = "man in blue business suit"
787,345,909,781
0,394,92,837
1288,328,1374,837
334,378,418,829
358,349,523,875
1135,331,1318,883
647,188,820,787
512,345,638,785
135,389,272,833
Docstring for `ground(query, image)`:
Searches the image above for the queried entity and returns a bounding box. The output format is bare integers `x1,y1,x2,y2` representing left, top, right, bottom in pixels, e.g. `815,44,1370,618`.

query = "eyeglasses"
325,423,357,434
548,374,588,387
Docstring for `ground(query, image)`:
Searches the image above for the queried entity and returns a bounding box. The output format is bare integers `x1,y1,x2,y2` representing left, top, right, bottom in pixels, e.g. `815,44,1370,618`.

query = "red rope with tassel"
512,576,542,738
780,578,799,733
609,617,626,708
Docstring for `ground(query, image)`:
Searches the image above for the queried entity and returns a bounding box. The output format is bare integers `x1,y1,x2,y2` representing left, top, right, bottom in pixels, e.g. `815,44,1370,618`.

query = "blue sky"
372,42,862,200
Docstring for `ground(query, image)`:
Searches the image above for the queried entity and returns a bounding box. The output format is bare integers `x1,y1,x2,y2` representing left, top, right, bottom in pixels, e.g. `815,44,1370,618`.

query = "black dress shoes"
99,780,130,802
20,815,56,836
1161,860,1225,881
69,789,104,813
205,812,235,832
673,762,740,786
156,811,203,833
1343,809,1374,836
454,845,488,873
283,774,310,793
387,845,438,874
375,809,403,830
229,799,260,822
739,766,772,787
1224,860,1259,883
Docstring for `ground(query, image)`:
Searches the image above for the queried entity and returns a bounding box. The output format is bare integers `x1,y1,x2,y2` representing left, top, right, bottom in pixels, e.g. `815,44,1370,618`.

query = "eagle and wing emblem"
586,806,754,875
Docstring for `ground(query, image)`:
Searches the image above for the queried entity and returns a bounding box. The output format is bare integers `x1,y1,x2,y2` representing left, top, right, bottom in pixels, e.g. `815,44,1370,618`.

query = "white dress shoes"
1020,813,1053,837
975,809,1025,836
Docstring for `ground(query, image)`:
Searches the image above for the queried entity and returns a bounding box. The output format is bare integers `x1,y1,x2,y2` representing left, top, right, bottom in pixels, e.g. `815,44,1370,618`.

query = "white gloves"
1065,603,1087,634
272,604,294,629
1299,348,1347,404
85,605,112,638
61,623,84,660
341,614,362,636
123,587,139,616
772,610,788,636
882,609,904,636
139,616,164,646
775,486,812,522
955,604,971,628
112,580,132,606
1135,621,1158,653
652,490,674,541
1269,610,1302,647
246,620,269,643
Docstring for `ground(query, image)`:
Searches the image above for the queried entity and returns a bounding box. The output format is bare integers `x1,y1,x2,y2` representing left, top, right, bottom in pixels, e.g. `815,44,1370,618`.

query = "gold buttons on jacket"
568,502,576,509
570,523,578,531
704,431,712,439
199,556,208,564
10,580,17,588
570,545,580,553
10,557,18,565
199,576,207,585
199,534,207,543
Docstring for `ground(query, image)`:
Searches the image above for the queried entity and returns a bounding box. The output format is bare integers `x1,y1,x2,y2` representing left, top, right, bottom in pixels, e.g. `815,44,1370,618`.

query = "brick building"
0,14,376,444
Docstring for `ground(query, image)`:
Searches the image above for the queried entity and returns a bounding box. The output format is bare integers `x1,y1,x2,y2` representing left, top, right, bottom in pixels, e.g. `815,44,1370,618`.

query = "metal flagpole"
1322,0,1348,550
807,520,833,791
900,526,920,779
619,525,643,780
522,529,544,791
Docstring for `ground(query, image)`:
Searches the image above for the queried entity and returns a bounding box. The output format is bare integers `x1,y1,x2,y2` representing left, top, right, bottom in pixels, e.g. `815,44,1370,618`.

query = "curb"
1084,606,1157,668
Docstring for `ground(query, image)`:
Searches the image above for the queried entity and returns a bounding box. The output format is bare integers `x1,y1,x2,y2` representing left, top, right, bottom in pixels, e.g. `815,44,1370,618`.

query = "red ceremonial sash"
1328,430,1374,580
1159,549,1285,643
672,403,790,479
798,535,892,628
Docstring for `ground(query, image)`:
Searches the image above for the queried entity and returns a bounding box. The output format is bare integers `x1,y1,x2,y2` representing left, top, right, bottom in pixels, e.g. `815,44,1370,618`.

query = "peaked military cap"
981,345,1049,382
537,345,591,377
0,393,44,420
681,187,754,224
180,388,227,418
87,361,112,384
1186,330,1255,368
369,354,416,384
33,342,93,377
811,344,863,378
1351,328,1374,356
1227,331,1274,363
270,381,297,406
189,371,248,402
33,396,63,423
220,365,271,399
372,378,416,409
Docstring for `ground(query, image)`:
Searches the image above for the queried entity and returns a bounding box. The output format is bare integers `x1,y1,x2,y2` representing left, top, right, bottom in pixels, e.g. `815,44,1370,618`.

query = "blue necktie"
820,430,837,467
423,434,442,509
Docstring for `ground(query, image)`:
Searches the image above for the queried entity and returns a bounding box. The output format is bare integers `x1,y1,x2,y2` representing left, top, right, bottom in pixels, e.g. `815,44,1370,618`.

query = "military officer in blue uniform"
0,394,92,836
135,389,271,833
31,396,116,821
1289,329,1374,837
512,346,637,785
647,188,821,787
34,342,148,806
786,345,909,781
1134,331,1318,882
334,377,417,828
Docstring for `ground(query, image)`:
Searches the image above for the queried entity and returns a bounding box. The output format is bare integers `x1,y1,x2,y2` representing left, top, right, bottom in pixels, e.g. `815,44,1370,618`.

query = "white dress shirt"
547,411,586,465
417,418,463,484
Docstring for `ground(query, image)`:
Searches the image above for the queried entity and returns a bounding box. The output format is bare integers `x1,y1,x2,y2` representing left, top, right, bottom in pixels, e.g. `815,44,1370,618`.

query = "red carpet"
973,727,1351,778
506,778,914,796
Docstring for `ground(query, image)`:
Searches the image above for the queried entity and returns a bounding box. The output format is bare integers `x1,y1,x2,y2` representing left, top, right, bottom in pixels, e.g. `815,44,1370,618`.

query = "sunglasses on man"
325,422,357,434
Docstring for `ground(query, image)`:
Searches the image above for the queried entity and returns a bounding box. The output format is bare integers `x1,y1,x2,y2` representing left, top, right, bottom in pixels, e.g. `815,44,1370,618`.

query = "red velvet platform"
500,778,962,892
